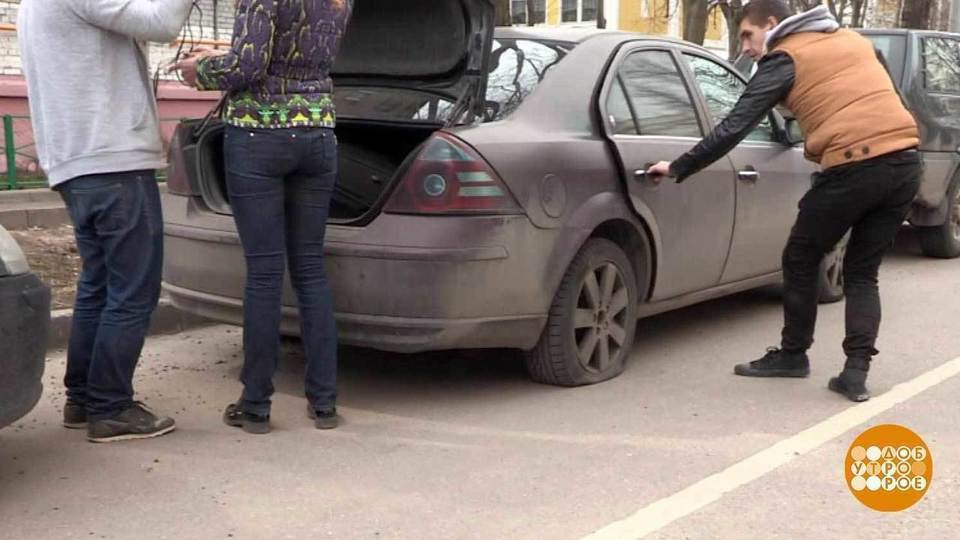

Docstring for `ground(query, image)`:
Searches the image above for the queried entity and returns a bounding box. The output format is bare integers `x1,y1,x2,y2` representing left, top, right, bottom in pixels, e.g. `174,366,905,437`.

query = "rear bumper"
0,273,50,428
161,194,559,353
164,282,546,353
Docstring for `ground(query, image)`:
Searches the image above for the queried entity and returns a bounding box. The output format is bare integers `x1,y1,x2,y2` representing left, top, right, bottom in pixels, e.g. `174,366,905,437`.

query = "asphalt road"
2,229,958,539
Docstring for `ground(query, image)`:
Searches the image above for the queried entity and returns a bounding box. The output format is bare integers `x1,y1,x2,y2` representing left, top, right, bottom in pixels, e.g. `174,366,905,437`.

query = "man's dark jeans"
781,149,922,361
224,125,338,416
57,171,163,420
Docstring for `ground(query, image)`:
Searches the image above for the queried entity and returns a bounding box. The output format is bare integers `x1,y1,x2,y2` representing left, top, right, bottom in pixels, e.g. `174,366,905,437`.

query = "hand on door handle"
636,161,673,184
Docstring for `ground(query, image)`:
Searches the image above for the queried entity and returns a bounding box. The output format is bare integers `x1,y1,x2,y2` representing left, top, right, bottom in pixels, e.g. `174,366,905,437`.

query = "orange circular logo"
845,424,933,512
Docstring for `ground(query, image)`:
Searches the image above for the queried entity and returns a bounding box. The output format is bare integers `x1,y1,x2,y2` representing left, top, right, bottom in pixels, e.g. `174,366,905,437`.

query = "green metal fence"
2,115,45,190
2,114,179,190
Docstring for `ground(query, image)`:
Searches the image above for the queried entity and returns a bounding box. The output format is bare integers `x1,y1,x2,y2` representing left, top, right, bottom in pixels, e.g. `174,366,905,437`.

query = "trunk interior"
194,121,440,223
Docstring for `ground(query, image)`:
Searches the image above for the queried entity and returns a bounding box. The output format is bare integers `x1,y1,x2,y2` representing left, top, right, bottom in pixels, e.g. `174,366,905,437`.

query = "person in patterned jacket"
173,0,353,434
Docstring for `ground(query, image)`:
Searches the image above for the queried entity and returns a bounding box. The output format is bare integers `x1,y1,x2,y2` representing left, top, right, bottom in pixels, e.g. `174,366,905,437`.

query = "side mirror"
782,117,805,146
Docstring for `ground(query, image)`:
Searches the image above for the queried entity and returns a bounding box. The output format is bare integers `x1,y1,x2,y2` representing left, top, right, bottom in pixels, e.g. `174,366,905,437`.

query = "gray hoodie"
764,5,840,52
17,0,193,188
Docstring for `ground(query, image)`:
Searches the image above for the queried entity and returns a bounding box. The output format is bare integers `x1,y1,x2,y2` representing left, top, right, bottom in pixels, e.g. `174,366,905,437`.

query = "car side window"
605,78,639,135
683,54,776,143
615,50,702,138
922,37,960,95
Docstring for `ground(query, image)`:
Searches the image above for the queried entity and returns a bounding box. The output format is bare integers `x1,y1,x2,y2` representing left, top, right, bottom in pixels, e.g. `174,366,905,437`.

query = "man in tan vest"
648,0,921,402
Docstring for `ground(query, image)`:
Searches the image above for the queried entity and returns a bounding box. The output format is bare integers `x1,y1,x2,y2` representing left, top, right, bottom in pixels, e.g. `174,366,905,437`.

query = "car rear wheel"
525,239,638,386
818,233,849,304
919,179,960,259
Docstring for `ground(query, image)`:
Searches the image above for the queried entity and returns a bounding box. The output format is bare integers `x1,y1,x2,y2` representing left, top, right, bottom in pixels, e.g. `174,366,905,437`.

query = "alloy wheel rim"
574,262,629,373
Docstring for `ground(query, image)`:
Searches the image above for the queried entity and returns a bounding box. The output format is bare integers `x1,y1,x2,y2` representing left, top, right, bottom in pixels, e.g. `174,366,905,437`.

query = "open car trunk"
169,0,494,224
191,120,440,222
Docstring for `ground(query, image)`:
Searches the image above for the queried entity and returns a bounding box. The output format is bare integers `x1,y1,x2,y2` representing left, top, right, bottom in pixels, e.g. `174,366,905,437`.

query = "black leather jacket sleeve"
670,53,797,182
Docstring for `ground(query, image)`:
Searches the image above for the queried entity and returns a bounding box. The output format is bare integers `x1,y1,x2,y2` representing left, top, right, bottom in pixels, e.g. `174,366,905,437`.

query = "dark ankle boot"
734,348,810,378
829,357,871,402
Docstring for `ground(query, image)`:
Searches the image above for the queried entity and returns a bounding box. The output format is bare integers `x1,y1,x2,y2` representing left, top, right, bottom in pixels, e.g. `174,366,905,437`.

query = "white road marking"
584,356,960,540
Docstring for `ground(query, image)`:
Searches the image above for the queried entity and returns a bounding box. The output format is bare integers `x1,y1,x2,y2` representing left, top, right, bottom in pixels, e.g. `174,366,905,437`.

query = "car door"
915,34,960,208
679,51,811,282
601,46,737,301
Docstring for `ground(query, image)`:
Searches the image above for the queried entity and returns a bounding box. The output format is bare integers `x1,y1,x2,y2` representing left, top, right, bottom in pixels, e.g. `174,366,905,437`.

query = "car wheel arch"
563,192,659,301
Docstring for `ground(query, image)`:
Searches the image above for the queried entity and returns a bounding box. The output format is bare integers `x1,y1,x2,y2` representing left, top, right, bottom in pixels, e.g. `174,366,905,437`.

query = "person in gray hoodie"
18,0,193,442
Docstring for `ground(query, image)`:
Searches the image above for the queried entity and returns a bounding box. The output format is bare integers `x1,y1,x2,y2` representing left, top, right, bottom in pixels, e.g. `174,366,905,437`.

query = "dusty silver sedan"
162,2,842,387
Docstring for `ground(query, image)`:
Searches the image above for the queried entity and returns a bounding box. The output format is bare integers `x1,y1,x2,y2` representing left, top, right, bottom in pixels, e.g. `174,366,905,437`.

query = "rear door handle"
738,167,760,182
634,163,665,183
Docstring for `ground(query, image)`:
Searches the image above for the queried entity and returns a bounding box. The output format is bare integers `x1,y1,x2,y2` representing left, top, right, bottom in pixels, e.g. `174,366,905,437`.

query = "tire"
818,233,849,304
919,179,960,259
525,238,639,387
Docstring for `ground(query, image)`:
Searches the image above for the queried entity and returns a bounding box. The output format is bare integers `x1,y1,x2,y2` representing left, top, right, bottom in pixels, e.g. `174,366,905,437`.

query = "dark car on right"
858,29,960,258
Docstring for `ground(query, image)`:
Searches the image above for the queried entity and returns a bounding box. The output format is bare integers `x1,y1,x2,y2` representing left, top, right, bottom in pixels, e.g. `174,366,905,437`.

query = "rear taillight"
383,133,521,215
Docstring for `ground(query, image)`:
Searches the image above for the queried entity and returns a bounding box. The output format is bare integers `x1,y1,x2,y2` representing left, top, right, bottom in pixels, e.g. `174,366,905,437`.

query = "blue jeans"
56,171,163,420
224,125,338,416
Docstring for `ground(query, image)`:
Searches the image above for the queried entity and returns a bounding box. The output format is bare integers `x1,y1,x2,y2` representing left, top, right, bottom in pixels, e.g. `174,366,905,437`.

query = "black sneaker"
307,404,339,430
87,402,176,443
63,400,87,429
223,403,271,435
829,358,871,402
734,348,811,378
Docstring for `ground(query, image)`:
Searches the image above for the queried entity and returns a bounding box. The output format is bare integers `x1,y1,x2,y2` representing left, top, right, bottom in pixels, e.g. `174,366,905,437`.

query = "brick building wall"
1,1,21,76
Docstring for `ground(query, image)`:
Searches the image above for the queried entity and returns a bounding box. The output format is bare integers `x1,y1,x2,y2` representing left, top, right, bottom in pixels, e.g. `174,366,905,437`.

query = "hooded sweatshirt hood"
764,6,840,52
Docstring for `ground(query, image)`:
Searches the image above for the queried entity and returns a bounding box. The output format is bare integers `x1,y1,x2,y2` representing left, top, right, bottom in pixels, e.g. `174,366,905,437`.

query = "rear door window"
613,50,703,138
922,36,960,94
864,34,907,86
682,54,776,142
605,79,638,135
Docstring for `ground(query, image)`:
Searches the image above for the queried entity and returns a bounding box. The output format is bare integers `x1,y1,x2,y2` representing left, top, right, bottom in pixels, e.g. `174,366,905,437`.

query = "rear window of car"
921,36,960,94
863,34,907,87
334,38,574,124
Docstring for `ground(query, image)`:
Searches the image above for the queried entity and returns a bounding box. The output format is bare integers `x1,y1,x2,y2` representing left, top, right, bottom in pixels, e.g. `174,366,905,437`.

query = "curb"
47,298,214,351
0,185,168,231
0,205,69,230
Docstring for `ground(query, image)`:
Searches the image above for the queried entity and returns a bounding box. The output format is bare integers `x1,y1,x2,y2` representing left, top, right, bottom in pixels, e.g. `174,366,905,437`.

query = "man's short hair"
738,0,794,27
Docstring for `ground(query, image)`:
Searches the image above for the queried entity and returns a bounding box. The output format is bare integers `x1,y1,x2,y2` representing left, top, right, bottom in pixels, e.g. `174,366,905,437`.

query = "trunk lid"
332,0,495,122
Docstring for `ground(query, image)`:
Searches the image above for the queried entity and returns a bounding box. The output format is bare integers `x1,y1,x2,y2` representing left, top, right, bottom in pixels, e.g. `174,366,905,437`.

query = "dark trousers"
781,150,921,361
224,125,338,416
57,171,163,420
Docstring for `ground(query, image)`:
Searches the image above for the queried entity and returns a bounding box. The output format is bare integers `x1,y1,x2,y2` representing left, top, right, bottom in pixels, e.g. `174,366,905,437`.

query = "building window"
511,0,547,26
562,0,597,23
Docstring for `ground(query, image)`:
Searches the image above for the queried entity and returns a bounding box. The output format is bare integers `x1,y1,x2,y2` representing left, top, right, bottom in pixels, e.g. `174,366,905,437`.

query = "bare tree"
495,0,512,26
827,0,871,27
789,0,823,11
712,0,746,61
683,0,711,44
900,0,936,29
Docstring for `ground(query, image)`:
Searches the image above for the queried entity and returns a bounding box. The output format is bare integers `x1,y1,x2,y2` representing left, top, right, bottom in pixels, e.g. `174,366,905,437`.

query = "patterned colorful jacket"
196,0,353,129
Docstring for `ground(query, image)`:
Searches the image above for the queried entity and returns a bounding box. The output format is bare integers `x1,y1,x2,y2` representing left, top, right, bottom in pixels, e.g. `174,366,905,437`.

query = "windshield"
334,38,574,124
863,34,907,87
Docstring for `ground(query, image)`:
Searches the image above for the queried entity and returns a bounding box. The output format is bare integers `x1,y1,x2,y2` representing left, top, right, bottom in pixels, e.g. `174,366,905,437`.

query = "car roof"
858,28,960,39
493,26,691,45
